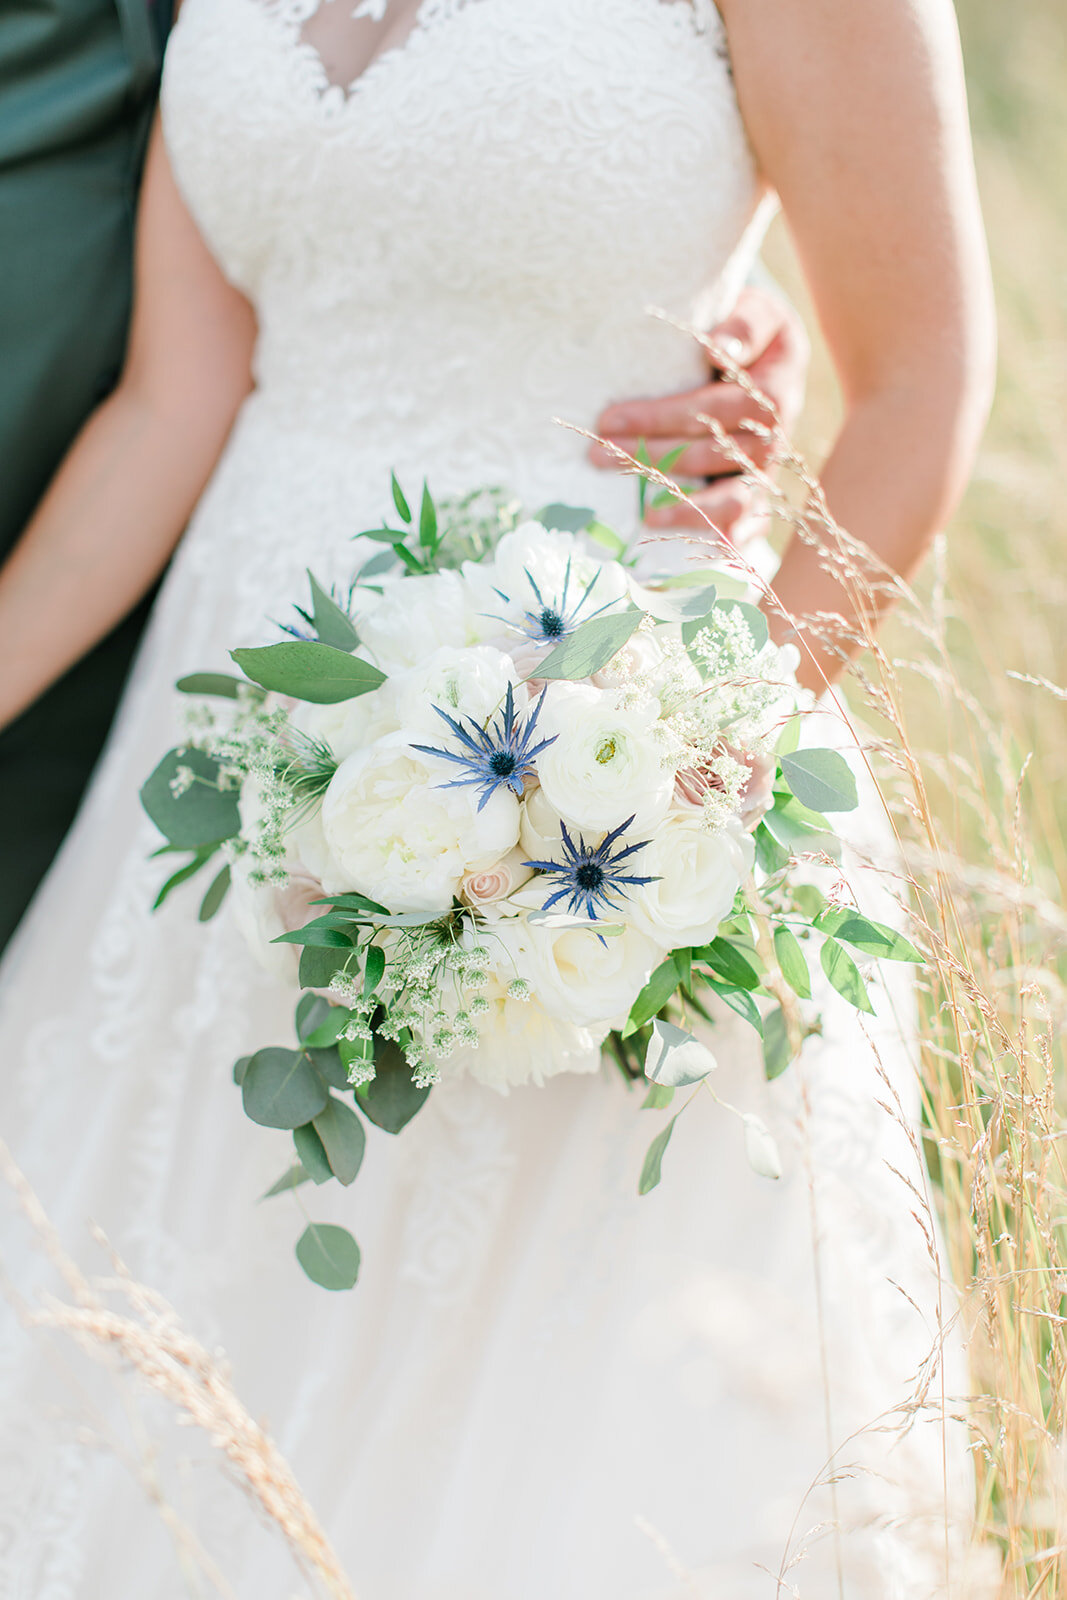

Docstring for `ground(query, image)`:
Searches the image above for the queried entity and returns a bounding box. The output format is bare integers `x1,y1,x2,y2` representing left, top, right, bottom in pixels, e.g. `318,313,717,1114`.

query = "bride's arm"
718,0,996,691
0,114,256,731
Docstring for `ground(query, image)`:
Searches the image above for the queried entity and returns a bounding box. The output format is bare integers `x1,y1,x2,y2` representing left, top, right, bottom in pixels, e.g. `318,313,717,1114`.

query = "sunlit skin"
0,0,994,727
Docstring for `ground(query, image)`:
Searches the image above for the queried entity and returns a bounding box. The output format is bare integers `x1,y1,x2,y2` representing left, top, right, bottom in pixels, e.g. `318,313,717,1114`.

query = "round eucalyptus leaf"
355,1038,431,1134
293,1123,333,1185
311,1095,366,1185
242,1048,329,1129
140,747,241,849
296,1223,361,1291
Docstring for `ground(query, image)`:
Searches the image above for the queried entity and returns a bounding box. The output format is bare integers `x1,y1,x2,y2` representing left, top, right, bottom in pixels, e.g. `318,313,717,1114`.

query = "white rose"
321,733,519,912
358,570,489,672
536,682,674,834
628,813,754,948
511,908,665,1030
393,645,521,740
229,863,324,983
518,784,566,861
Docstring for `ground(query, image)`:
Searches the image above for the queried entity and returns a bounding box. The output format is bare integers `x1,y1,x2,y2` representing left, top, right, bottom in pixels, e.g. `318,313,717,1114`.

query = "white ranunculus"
358,570,489,673
628,812,754,948
393,645,521,740
321,733,519,912
511,906,666,1030
481,522,630,633
536,682,674,834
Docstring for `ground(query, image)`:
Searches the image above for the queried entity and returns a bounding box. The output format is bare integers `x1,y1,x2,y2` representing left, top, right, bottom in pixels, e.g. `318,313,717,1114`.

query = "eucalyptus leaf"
176,672,252,700
307,571,359,651
307,1046,351,1092
241,1047,329,1129
295,1222,361,1291
311,1095,366,1186
820,938,875,1014
773,925,811,999
638,1115,678,1196
714,598,769,652
780,748,858,814
355,1038,432,1134
260,1163,311,1199
300,1008,351,1049
298,944,354,990
231,641,386,704
140,747,242,850
293,1123,333,1185
233,1055,251,1086
644,1018,716,1087
536,609,643,681
623,955,682,1037
536,503,596,533
198,864,231,923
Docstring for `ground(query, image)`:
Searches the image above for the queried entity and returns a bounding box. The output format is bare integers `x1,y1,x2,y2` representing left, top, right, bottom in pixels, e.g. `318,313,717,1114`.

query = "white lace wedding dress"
0,2,978,1596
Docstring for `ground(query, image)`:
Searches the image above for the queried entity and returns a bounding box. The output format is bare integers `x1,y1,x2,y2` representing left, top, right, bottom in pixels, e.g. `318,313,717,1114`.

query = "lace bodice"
160,0,774,611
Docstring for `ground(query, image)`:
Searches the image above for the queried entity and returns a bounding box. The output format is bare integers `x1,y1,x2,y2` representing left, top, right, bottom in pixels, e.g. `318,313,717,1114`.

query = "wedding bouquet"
141,483,919,1289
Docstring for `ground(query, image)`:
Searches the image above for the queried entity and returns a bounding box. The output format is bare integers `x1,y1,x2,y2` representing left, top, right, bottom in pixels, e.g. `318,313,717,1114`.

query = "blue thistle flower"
494,557,617,646
412,684,557,811
524,815,657,924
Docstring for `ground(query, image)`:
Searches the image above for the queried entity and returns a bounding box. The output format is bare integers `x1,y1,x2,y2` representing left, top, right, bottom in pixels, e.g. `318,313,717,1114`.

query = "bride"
0,0,994,1595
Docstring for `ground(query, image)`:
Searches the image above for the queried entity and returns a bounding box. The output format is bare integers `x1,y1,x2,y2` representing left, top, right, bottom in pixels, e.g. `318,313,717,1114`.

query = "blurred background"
768,4,1067,1582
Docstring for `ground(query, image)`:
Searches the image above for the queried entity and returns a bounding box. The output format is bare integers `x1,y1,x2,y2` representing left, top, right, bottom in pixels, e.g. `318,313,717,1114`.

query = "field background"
766,3,1067,1583
766,0,1067,867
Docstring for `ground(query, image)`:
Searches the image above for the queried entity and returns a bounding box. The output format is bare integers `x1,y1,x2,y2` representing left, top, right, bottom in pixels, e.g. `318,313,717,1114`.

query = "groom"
0,0,807,954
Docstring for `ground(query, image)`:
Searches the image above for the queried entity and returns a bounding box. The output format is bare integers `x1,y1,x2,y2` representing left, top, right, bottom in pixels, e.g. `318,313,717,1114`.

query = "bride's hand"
588,285,809,543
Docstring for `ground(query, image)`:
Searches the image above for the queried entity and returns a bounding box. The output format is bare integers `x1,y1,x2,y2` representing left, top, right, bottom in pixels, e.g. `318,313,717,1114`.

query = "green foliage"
141,747,241,850
295,1223,361,1291
260,1163,311,1199
293,1123,333,1185
151,845,218,910
536,609,643,681
623,955,683,1036
780,748,858,813
761,1007,795,1080
820,938,875,1014
198,864,231,922
355,1037,432,1134
773,924,811,998
693,938,762,991
644,1018,716,1086
816,908,922,963
311,1096,366,1185
641,1082,676,1110
241,1047,329,1129
638,1115,678,1196
536,503,596,533
306,571,360,651
231,641,386,704
176,672,252,699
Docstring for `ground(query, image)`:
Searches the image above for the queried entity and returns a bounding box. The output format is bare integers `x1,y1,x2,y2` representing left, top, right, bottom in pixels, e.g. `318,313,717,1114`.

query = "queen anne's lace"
0,4,979,1594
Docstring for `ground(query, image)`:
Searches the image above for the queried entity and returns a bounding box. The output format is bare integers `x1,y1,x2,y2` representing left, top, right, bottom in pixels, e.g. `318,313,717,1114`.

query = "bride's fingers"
594,380,773,445
642,477,758,540
587,429,774,477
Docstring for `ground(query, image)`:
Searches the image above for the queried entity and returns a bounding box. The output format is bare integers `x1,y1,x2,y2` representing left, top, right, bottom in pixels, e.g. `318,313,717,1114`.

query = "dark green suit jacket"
0,0,172,949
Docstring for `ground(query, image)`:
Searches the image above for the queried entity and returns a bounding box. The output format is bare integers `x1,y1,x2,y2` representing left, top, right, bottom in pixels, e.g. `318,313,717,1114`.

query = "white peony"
509,902,665,1029
445,975,602,1091
536,682,675,834
627,813,754,948
321,733,519,912
392,645,520,740
292,681,401,762
358,570,489,673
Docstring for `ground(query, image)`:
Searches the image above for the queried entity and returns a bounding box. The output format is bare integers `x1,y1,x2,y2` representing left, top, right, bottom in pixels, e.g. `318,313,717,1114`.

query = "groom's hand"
589,285,809,543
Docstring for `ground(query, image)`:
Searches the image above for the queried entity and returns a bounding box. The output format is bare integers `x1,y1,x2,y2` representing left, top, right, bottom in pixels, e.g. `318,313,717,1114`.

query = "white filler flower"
321,733,519,912
627,813,755,948
536,682,674,834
